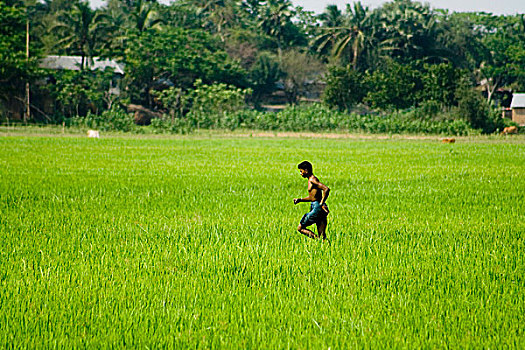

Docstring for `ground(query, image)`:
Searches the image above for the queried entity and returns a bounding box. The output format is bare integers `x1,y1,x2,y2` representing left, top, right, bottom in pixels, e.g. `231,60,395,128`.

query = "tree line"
1,0,524,132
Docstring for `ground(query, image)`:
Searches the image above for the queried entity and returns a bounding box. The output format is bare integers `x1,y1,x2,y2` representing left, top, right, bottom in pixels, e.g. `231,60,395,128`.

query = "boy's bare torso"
307,175,323,202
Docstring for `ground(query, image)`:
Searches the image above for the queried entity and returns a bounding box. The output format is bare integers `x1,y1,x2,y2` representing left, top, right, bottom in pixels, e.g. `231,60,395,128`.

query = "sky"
293,0,525,15
89,0,525,15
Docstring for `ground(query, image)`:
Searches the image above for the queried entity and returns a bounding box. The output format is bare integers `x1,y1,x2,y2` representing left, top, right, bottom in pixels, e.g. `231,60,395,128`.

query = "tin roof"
510,93,525,108
40,55,125,74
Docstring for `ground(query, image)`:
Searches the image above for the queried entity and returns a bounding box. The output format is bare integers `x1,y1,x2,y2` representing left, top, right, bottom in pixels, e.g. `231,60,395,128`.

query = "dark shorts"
300,201,328,228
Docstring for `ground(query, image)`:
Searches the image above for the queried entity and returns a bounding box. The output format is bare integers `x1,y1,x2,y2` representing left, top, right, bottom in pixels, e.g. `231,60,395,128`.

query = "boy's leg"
298,211,318,239
316,217,327,240
297,224,317,239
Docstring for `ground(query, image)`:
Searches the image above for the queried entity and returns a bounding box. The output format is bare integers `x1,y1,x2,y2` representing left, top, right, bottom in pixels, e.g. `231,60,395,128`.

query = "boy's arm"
294,181,316,204
294,195,315,204
311,177,330,206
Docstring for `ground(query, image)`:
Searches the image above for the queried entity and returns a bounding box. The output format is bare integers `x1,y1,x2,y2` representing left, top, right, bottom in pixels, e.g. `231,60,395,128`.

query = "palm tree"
191,0,237,40
129,0,163,33
336,3,372,67
258,0,294,61
319,4,344,28
95,0,163,59
377,0,447,63
250,52,282,104
312,2,375,69
51,1,109,69
97,5,127,59
239,0,262,18
311,5,343,57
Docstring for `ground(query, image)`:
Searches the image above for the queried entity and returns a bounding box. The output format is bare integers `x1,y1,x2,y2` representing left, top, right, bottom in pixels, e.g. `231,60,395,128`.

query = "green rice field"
1,133,524,347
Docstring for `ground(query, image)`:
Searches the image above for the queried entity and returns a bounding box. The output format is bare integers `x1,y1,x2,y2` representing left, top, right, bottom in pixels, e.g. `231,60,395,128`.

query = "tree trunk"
25,18,30,123
486,77,500,104
277,38,283,63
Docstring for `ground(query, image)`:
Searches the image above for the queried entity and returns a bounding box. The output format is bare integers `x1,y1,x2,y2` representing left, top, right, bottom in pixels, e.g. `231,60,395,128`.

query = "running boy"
293,161,330,239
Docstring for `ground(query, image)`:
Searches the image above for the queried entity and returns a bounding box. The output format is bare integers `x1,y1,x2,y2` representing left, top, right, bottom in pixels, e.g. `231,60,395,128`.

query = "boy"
293,161,330,239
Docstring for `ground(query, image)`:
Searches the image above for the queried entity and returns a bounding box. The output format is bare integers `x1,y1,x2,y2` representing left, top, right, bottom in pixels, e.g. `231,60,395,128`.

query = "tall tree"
377,0,446,62
311,5,343,57
435,11,485,69
0,1,40,120
50,0,109,69
313,2,376,69
280,49,324,104
129,0,163,33
467,12,525,102
123,28,246,107
100,0,163,58
318,4,344,28
258,0,295,60
336,2,373,68
191,0,237,40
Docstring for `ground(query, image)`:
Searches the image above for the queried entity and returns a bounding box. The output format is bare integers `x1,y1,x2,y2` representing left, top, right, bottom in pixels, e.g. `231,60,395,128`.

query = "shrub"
323,66,366,112
364,61,423,110
67,103,476,135
150,117,193,134
234,104,475,135
186,80,252,129
69,107,136,132
454,88,504,133
153,80,252,129
47,69,116,119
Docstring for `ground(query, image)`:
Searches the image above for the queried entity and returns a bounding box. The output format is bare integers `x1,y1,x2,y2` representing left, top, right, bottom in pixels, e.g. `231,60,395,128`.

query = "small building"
510,93,525,126
40,55,124,74
35,55,125,117
40,55,124,95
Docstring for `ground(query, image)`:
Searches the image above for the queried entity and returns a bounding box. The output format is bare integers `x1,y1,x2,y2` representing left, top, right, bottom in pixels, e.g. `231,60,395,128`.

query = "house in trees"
40,56,124,95
34,56,125,119
40,55,124,73
510,93,525,126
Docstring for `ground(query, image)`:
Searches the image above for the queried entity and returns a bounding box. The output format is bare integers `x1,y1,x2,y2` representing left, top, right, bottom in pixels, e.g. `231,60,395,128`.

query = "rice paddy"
1,134,524,347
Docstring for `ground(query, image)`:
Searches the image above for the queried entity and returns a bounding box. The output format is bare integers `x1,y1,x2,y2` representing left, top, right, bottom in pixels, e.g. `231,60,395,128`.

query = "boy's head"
298,161,313,177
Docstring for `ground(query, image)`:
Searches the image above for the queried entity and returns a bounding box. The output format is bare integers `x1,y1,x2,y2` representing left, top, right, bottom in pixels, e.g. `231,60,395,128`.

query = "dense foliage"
0,1,40,121
1,0,524,133
69,103,477,136
124,29,248,108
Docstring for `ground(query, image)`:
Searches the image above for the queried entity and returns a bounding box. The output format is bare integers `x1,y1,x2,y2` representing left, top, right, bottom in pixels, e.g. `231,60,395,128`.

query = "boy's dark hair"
298,161,313,173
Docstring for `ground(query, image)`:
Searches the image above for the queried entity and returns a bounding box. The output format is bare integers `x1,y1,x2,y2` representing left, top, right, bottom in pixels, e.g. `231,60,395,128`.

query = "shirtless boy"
293,161,330,239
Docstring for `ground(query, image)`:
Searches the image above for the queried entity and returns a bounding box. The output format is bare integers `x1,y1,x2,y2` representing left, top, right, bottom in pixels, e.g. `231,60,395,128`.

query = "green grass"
1,134,524,348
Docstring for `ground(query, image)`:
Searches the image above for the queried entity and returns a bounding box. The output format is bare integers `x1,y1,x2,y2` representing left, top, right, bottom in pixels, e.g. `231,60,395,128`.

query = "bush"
47,69,116,119
67,103,476,135
454,88,504,133
364,61,422,110
150,117,193,134
234,104,475,135
153,80,252,130
69,107,136,132
323,66,366,111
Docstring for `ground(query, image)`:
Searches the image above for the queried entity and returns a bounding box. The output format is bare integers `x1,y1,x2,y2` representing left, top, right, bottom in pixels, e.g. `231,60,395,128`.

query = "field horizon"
1,133,524,347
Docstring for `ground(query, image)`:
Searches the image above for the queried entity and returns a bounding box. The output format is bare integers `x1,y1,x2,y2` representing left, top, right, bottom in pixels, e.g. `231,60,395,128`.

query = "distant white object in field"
87,130,100,138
